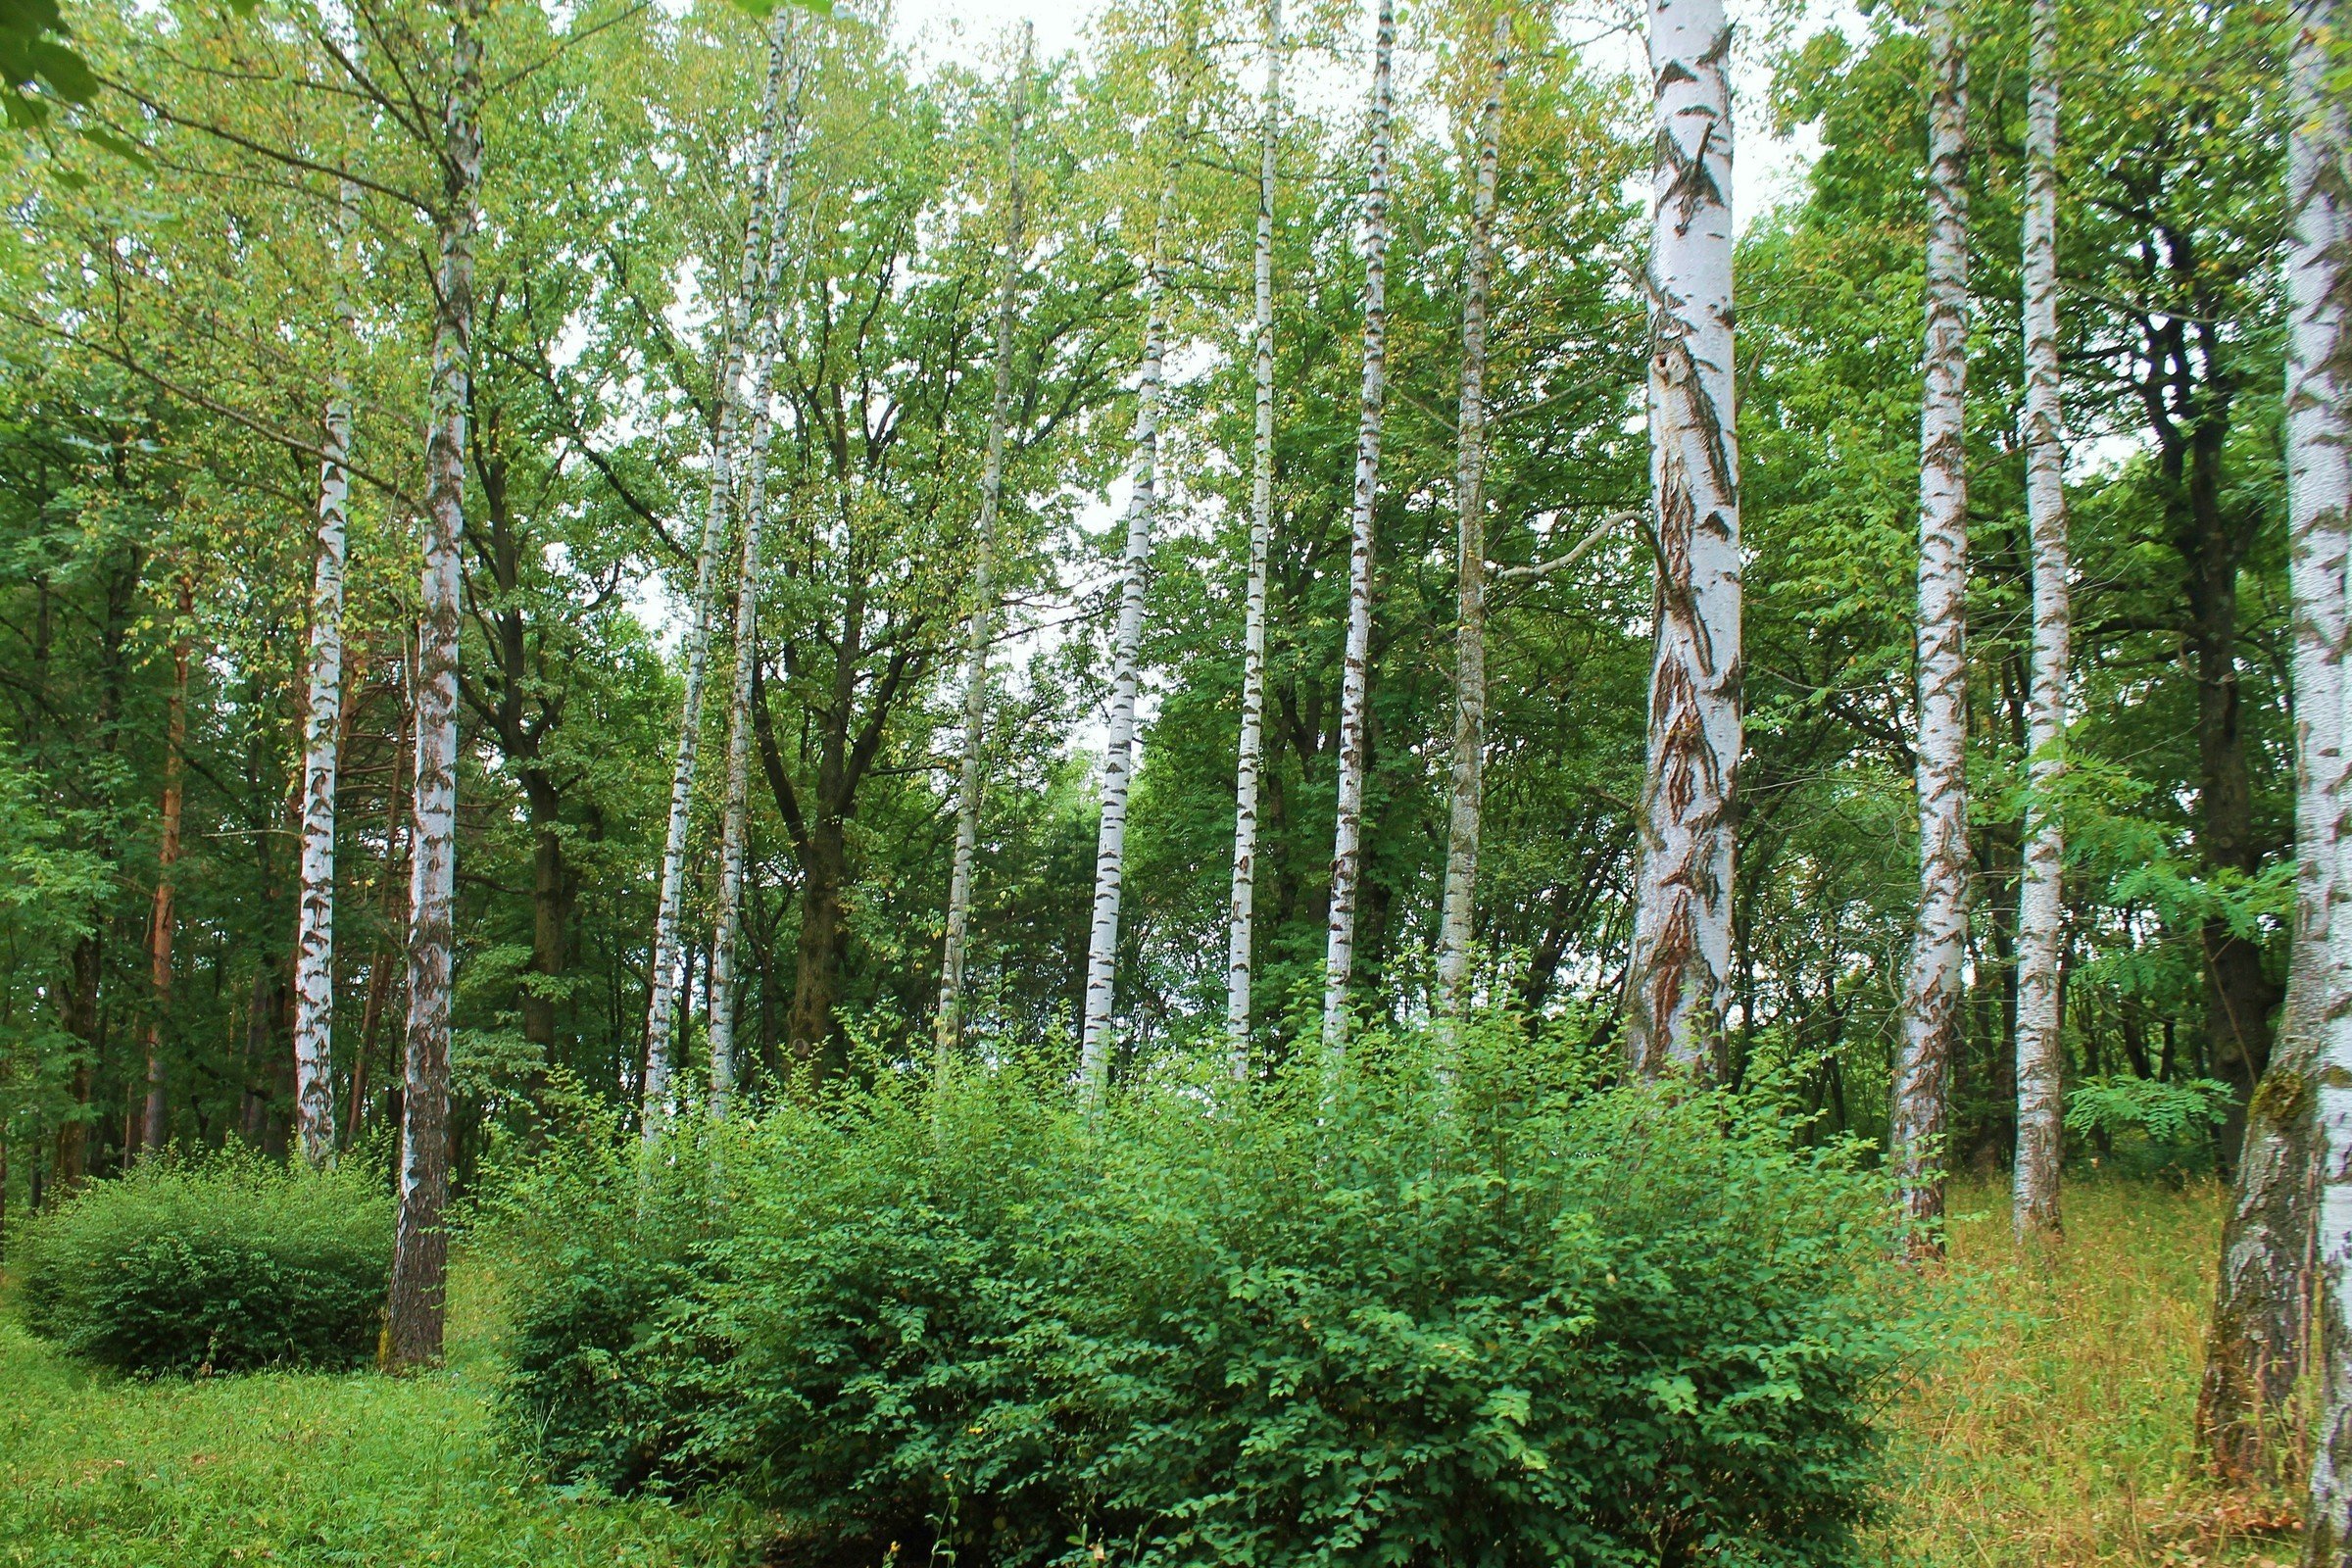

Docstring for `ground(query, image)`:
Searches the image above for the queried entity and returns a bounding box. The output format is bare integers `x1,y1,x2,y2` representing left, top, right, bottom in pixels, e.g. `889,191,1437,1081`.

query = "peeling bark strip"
1888,0,1970,1244
938,29,1031,1074
1078,174,1177,1100
641,15,795,1139
384,0,483,1373
140,576,194,1156
709,38,808,1118
2293,0,2352,1543
1224,0,1280,1071
1436,14,1509,1016
293,183,361,1172
2012,0,2065,1242
1320,0,1396,1057
1622,0,1740,1079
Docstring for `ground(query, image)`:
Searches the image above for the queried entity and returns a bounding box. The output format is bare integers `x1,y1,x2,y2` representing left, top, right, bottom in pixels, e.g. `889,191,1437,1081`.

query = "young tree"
1621,0,1740,1077
384,0,485,1372
137,575,193,1154
2011,0,2065,1241
1889,0,1969,1240
1434,10,1509,1014
291,183,359,1171
641,16,793,1135
1224,0,1279,1067
937,30,1030,1071
1320,0,1396,1054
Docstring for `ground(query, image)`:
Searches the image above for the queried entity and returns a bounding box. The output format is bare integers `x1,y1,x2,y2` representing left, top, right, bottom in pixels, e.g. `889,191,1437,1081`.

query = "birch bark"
1225,0,1279,1068
1077,177,1176,1101
1889,0,1969,1242
1435,15,1508,1015
1622,0,1740,1078
384,0,482,1371
139,576,193,1155
2011,0,2065,1241
292,183,360,1171
1320,0,1396,1056
937,32,1030,1073
641,17,793,1138
708,49,807,1117
2291,0,2352,1544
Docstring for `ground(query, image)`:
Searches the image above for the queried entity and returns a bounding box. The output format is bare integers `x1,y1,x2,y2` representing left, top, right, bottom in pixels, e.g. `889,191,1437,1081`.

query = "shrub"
502,1020,1923,1566
16,1152,392,1375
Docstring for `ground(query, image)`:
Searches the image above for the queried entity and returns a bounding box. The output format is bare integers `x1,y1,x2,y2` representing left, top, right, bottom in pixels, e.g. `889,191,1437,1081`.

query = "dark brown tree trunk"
140,576,195,1156
788,821,849,1080
522,776,568,1056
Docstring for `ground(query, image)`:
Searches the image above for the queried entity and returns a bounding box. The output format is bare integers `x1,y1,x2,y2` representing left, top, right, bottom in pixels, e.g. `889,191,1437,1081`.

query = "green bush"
16,1152,392,1375
500,1021,1923,1566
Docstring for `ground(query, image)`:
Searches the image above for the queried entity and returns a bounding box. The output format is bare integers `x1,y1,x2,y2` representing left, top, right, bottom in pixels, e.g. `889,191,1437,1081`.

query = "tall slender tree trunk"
2012,0,2065,1241
937,30,1030,1073
1320,0,1396,1055
709,51,807,1116
1435,14,1509,1014
642,16,794,1138
1078,175,1176,1099
383,0,482,1372
2289,0,2352,1544
1622,0,1740,1078
1890,0,1970,1243
138,575,194,1155
293,184,360,1170
1224,0,1281,1072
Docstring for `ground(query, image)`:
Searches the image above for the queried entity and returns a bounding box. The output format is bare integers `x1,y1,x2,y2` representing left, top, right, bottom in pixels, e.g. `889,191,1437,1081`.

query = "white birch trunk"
937,30,1031,1074
641,18,793,1139
2011,0,2065,1242
1435,15,1508,1015
1225,0,1281,1070
1077,179,1176,1101
1890,0,1970,1242
708,54,807,1118
1320,0,1396,1057
1622,0,1740,1078
2293,0,2352,1546
384,0,481,1371
292,182,359,1170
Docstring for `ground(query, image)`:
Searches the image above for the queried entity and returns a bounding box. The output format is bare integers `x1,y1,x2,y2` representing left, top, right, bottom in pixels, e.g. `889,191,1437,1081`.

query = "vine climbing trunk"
1320,0,1396,1056
1622,0,1740,1079
2012,0,2065,1242
139,575,194,1155
384,0,482,1373
937,30,1030,1074
1435,13,1508,1015
292,182,360,1171
1078,174,1176,1101
1890,0,1970,1246
1225,0,1279,1068
641,15,794,1138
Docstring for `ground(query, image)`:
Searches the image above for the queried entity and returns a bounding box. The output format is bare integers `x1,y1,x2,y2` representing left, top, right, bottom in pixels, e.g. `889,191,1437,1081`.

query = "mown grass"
1867,1176,2302,1567
0,1177,2312,1566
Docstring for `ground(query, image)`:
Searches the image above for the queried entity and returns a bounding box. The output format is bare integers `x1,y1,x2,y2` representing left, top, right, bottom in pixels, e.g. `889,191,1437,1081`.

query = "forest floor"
0,1176,2308,1566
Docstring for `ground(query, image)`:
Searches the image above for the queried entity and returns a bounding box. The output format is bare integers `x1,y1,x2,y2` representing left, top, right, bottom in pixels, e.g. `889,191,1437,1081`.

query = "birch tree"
1078,174,1176,1099
937,31,1030,1072
383,0,484,1372
1435,11,1509,1014
1621,0,1740,1077
291,183,359,1171
1888,0,1969,1240
1224,0,1279,1066
641,16,793,1136
1320,0,1396,1054
2293,0,2352,1544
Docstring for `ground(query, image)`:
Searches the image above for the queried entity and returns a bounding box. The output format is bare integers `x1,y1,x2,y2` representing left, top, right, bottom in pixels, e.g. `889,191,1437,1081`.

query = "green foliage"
15,1153,392,1375
497,1019,1924,1566
2063,1075,2234,1150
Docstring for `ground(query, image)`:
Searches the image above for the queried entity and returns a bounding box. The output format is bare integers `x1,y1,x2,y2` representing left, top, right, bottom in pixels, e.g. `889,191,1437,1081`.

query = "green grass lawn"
0,1178,2312,1566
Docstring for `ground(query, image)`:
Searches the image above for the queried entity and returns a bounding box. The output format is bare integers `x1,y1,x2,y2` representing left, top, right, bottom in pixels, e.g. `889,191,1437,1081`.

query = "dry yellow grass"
1867,1177,2302,1567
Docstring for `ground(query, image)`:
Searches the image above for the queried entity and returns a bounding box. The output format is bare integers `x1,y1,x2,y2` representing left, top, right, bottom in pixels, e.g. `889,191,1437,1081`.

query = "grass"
0,1176,2310,1566
1865,1176,2303,1567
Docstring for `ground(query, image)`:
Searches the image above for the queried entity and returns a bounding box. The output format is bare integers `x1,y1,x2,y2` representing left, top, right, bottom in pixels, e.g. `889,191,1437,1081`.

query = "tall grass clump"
494,1018,1926,1566
15,1151,392,1375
